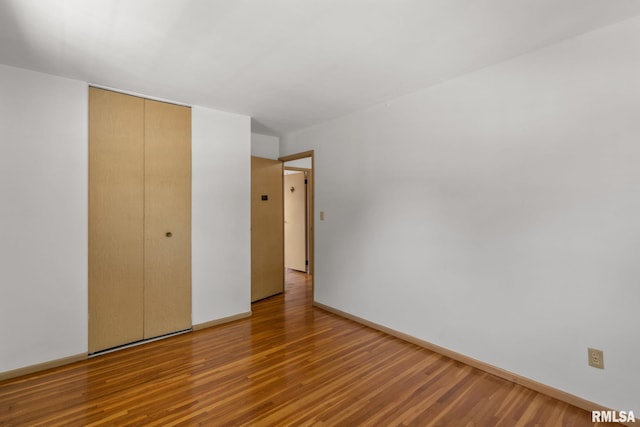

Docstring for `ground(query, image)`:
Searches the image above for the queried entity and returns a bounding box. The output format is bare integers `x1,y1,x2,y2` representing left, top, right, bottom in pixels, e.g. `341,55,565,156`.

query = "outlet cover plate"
588,348,604,369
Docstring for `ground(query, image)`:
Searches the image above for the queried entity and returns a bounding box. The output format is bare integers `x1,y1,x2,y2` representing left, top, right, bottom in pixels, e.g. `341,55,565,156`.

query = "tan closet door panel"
251,156,284,302
89,87,145,353
144,100,192,338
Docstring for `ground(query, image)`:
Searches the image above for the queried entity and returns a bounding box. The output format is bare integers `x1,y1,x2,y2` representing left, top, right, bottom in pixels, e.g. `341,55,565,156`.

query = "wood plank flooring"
0,271,612,426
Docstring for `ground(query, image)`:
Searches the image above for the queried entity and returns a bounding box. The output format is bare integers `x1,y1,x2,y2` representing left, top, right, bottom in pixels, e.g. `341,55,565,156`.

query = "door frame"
279,151,314,287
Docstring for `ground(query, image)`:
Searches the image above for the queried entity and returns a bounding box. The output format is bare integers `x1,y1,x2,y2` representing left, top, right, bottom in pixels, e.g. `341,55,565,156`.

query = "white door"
284,171,307,272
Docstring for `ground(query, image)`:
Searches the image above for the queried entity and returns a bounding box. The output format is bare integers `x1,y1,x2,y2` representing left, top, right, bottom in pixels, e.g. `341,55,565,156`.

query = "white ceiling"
1,0,640,136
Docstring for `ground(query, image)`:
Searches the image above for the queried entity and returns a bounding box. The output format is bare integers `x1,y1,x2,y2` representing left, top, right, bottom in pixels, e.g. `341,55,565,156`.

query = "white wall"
284,157,312,169
192,107,251,323
0,64,88,372
251,132,280,159
281,17,640,412
0,65,252,374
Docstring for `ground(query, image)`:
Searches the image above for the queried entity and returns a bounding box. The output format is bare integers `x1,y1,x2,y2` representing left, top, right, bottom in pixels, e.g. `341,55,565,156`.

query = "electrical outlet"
588,348,604,369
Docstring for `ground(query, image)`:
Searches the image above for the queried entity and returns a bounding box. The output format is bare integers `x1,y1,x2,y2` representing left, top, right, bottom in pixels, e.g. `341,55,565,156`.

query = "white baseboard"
0,353,87,382
193,311,252,331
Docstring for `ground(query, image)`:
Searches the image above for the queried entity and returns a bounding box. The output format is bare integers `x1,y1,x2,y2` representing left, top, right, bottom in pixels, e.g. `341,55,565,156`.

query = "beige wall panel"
251,156,284,301
88,87,145,353
284,172,307,272
144,100,192,338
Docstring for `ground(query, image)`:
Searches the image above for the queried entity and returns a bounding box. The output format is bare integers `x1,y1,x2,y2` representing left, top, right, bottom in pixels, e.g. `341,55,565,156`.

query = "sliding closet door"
88,88,145,354
143,100,192,338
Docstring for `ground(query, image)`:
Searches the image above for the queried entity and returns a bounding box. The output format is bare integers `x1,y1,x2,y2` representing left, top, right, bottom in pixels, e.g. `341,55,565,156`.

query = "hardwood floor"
0,271,612,426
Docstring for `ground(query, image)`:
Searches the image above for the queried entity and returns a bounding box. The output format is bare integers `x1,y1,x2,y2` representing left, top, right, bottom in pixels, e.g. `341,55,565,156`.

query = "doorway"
280,151,314,297
250,150,314,303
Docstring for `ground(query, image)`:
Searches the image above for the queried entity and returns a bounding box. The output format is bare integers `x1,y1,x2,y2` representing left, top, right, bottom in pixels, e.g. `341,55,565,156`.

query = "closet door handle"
166,232,173,238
